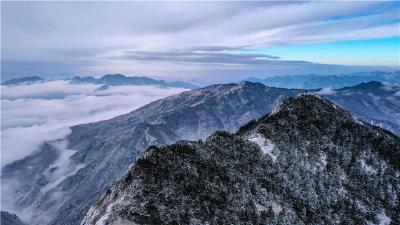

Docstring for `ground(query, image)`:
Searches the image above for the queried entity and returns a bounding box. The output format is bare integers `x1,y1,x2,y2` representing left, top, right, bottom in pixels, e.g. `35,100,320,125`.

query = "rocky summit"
82,93,399,225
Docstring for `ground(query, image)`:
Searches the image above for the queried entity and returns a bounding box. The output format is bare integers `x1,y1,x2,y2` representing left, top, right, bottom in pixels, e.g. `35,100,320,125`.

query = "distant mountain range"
4,71,400,90
2,81,399,225
1,74,200,89
82,93,400,225
2,76,46,86
245,71,400,89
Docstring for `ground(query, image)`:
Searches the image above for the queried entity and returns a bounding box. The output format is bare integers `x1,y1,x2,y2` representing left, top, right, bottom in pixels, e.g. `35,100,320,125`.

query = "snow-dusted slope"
322,81,400,135
2,82,300,225
1,211,27,225
2,82,399,225
82,94,399,225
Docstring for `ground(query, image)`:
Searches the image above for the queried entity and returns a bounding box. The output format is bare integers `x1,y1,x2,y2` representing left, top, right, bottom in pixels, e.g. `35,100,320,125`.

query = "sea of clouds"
1,81,186,168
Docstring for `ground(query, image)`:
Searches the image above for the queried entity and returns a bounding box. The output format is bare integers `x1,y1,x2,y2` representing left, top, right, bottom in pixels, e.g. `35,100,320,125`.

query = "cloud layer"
1,81,186,167
109,46,296,65
2,1,399,81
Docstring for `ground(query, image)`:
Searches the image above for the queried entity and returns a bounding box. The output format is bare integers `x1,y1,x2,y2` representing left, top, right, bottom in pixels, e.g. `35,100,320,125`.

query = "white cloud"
40,139,85,193
2,1,398,80
1,82,186,167
1,81,99,100
317,88,337,95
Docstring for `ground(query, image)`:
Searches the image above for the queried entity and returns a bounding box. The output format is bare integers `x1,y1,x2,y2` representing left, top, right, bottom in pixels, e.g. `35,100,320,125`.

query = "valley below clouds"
1,81,186,167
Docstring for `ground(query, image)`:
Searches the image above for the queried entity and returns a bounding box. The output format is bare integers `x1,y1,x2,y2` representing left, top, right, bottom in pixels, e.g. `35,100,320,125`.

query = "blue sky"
257,37,400,67
1,1,399,83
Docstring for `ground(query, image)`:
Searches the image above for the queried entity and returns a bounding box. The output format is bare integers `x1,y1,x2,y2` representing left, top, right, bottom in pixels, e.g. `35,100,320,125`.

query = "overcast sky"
2,1,399,83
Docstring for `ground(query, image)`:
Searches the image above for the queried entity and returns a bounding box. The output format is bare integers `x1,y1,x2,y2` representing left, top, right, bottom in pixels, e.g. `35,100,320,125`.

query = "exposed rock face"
82,94,399,225
1,211,27,225
2,82,399,225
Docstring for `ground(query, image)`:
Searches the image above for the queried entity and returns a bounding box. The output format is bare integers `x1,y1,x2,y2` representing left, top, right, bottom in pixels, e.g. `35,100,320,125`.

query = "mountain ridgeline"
2,81,399,225
2,82,300,225
1,74,200,89
2,76,45,85
246,71,400,89
82,93,400,225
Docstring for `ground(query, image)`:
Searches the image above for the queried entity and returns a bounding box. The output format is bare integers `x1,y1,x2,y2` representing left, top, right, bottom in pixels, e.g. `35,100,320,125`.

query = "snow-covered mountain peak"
81,95,400,225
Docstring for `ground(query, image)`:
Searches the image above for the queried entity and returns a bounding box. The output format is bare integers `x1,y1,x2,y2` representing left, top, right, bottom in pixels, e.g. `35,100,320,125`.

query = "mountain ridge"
81,93,400,225
245,71,400,89
1,74,200,89
2,81,399,225
2,76,45,85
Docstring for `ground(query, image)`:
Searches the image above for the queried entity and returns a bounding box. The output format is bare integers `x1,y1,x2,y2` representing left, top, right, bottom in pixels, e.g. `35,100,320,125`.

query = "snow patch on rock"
351,114,364,125
359,159,378,175
255,203,268,213
270,100,284,115
248,133,278,162
367,211,391,225
95,202,115,225
320,153,328,168
272,202,282,217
